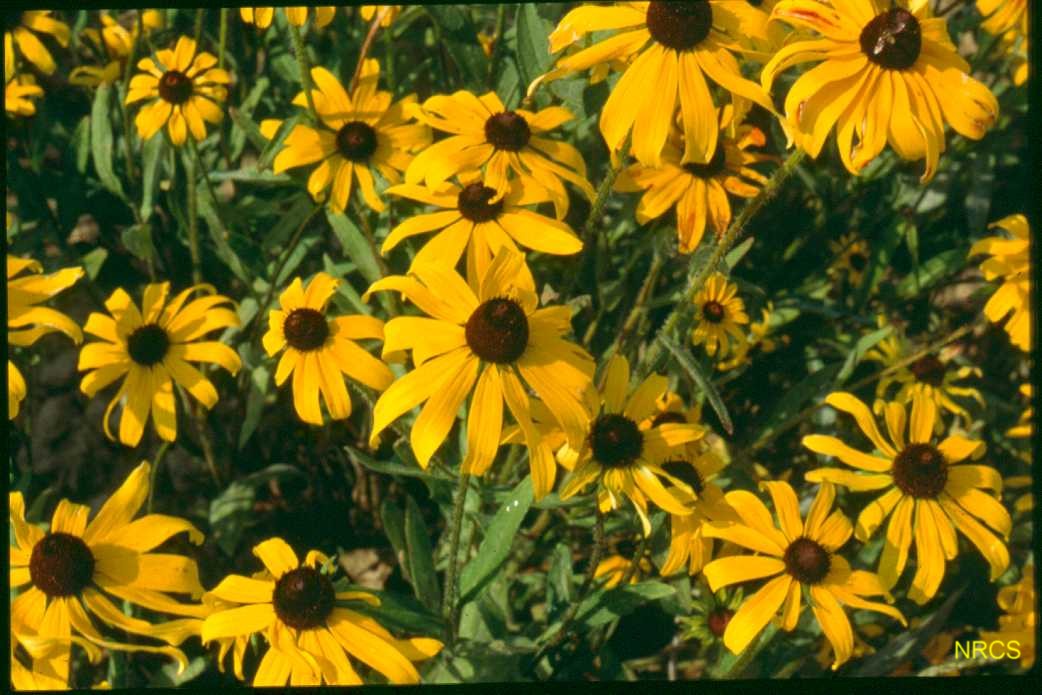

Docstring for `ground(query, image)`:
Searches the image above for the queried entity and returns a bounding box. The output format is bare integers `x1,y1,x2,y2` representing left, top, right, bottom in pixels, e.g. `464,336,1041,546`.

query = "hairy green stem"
193,8,204,46
287,21,318,119
184,145,202,285
147,441,172,514
639,148,808,378
442,472,473,645
218,8,229,69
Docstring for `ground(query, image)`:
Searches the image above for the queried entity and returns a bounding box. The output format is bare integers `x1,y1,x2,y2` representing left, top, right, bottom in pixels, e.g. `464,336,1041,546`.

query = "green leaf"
515,3,552,90
120,223,154,265
546,544,574,620
81,248,108,280
459,475,534,603
209,465,303,555
749,362,842,447
335,584,443,637
404,496,441,611
326,210,382,284
379,498,408,576
90,84,126,199
571,581,676,630
346,445,454,482
660,336,733,435
139,134,163,221
426,6,489,85
194,181,250,283
73,115,90,174
724,236,755,271
896,248,967,299
237,363,270,450
835,325,892,384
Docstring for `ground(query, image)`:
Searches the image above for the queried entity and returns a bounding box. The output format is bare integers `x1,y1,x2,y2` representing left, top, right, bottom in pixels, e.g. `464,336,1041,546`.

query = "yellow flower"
980,563,1035,669
383,177,582,284
969,213,1031,352
717,301,786,371
69,10,163,87
558,354,705,535
7,256,84,419
763,0,998,181
360,5,401,26
691,272,748,359
78,282,242,447
366,248,594,498
616,105,770,254
827,232,870,288
5,70,43,117
977,0,1028,86
543,2,773,167
863,317,984,430
802,391,1011,604
125,36,230,146
240,7,337,29
262,272,394,425
406,90,595,219
703,481,906,669
4,10,69,75
201,537,442,685
10,463,209,685
594,553,652,588
260,59,430,213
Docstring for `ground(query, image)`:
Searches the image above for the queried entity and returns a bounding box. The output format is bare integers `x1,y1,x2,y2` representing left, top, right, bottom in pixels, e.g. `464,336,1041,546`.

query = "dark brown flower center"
682,144,726,179
29,532,95,597
272,566,335,630
909,355,946,387
662,459,704,495
860,8,921,70
702,300,726,324
465,298,529,364
707,608,734,637
127,323,171,366
158,70,194,104
484,111,530,151
783,537,831,585
892,443,947,498
848,251,868,272
457,183,504,223
646,1,713,52
590,413,644,468
336,120,379,162
651,411,687,427
284,308,330,352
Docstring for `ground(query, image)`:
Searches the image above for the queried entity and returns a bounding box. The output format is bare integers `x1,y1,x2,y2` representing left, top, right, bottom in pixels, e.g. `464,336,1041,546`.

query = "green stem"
382,21,396,94
528,504,606,676
287,21,318,120
147,441,172,514
617,531,650,586
193,8,204,47
639,148,807,378
566,154,626,298
351,7,389,92
183,146,202,285
442,472,472,646
608,250,663,355
218,8,229,69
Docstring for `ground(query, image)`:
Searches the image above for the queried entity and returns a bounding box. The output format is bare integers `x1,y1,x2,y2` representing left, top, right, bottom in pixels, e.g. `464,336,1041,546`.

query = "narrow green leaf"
237,363,270,450
120,223,154,264
73,115,90,174
660,336,733,435
326,210,382,284
724,236,755,271
426,6,488,85
335,583,443,637
546,544,574,620
459,475,534,603
90,84,126,199
404,496,441,611
139,135,163,221
379,498,409,579
836,325,892,384
194,181,250,282
749,362,842,447
81,248,108,280
515,4,551,89
896,248,967,299
572,581,675,630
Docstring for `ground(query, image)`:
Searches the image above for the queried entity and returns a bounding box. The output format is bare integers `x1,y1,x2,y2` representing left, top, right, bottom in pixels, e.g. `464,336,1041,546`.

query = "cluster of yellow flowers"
6,1,1033,686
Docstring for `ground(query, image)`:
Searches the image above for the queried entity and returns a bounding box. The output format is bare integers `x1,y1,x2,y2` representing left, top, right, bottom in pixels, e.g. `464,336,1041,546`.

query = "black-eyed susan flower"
863,319,983,430
240,6,336,29
702,481,906,669
643,392,735,576
4,68,42,117
69,10,163,87
558,354,705,535
360,5,401,26
969,213,1030,352
542,2,774,167
763,0,998,181
691,272,748,359
383,177,582,284
260,59,430,213
980,563,1035,669
78,282,241,448
802,391,1011,604
4,10,68,75
405,90,594,218
10,462,209,684
366,248,594,498
717,301,787,371
678,586,743,647
615,105,770,254
262,272,394,426
8,256,84,419
978,0,1028,86
201,537,442,685
125,36,230,146
827,232,870,288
